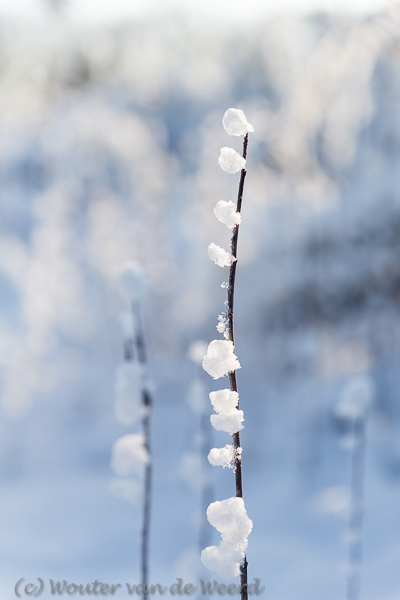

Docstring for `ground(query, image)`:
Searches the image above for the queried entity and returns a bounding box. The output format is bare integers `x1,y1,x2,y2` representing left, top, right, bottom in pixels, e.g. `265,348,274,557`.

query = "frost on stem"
222,108,254,137
201,497,253,580
114,362,144,426
208,242,236,268
214,200,241,229
209,389,244,435
118,262,146,302
202,340,241,380
110,433,149,476
218,147,246,174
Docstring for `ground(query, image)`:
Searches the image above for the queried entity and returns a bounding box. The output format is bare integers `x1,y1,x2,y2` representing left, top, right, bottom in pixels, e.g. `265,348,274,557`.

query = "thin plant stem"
132,301,152,600
346,416,367,600
226,133,249,600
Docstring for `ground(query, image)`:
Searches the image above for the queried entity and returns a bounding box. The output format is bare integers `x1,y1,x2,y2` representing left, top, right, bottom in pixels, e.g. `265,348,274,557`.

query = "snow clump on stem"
218,147,246,174
222,108,254,137
202,340,241,380
208,444,235,468
110,433,149,476
208,242,236,267
214,200,241,229
201,497,253,580
209,389,244,435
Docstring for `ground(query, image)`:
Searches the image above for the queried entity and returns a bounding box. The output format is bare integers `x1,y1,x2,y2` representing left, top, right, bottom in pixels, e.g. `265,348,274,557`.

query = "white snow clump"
222,108,254,137
110,433,148,476
214,200,241,229
208,242,235,268
218,147,246,174
202,340,241,380
209,388,244,435
114,362,144,426
208,444,234,469
335,375,374,420
201,497,253,580
118,262,146,302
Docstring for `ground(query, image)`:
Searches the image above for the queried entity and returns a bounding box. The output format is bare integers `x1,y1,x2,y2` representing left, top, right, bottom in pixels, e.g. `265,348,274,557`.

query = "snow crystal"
214,200,241,229
208,444,234,468
201,497,253,580
186,378,208,415
114,362,143,426
202,340,241,379
208,242,235,268
118,262,146,302
188,339,208,365
335,375,374,420
218,147,246,174
110,433,148,476
222,108,254,137
108,478,143,505
216,313,227,336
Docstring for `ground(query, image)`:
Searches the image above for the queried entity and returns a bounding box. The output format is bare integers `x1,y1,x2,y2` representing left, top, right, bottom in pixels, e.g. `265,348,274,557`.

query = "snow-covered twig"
202,109,253,597
113,264,153,600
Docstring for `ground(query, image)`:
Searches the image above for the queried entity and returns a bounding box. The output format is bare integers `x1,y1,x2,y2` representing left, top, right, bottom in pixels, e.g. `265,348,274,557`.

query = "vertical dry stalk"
226,133,249,600
133,301,152,600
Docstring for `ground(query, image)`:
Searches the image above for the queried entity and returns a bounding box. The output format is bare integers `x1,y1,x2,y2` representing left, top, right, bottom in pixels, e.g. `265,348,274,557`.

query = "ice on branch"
218,147,246,174
201,497,253,580
209,389,244,435
110,433,148,476
114,362,144,426
108,478,143,505
214,200,241,229
208,444,234,468
202,340,241,380
335,375,374,420
222,108,254,137
118,262,146,302
208,242,235,268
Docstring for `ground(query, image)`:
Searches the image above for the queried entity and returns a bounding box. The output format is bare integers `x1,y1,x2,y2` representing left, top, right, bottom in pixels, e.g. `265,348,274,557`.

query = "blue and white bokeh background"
0,1,400,598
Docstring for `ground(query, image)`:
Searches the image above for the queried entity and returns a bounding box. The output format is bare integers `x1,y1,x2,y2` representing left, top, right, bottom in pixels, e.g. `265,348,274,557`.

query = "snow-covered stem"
226,133,248,598
132,301,152,600
346,415,367,600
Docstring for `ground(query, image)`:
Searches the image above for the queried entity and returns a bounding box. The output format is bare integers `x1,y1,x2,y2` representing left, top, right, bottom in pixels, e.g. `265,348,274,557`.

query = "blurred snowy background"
1,0,400,598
